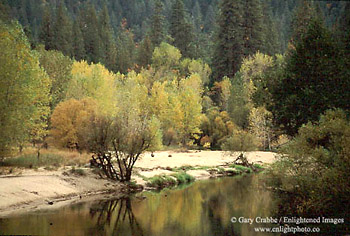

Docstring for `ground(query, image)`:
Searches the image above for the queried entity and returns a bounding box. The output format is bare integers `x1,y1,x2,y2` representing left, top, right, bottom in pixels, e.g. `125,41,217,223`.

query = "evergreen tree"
149,0,165,47
99,4,117,72
39,5,54,50
137,35,152,69
203,4,216,33
337,2,350,54
169,0,195,58
272,17,347,136
211,0,244,83
242,0,265,57
72,17,86,61
53,1,72,56
262,1,280,55
80,4,101,63
115,18,136,73
0,2,10,22
191,0,202,33
289,0,318,47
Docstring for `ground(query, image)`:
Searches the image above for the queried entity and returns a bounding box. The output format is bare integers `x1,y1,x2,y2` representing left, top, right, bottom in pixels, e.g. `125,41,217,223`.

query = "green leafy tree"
37,46,73,111
200,108,235,149
180,58,211,86
66,61,116,115
0,21,50,156
209,77,232,111
152,42,181,71
227,73,252,129
86,72,162,182
221,129,258,153
270,109,350,230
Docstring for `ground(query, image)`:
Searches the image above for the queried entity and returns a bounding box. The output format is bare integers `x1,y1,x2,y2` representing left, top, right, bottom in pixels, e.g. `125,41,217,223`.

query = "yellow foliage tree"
249,106,273,150
67,61,115,115
49,98,97,149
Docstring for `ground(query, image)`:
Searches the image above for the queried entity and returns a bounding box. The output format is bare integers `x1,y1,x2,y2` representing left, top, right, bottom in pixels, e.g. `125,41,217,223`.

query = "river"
0,174,279,236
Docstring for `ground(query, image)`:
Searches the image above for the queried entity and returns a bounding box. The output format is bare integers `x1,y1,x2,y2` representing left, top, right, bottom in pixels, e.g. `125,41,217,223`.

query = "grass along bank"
132,152,268,190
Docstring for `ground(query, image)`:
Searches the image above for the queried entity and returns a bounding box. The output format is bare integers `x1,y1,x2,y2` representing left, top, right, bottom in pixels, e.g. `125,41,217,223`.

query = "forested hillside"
0,0,347,71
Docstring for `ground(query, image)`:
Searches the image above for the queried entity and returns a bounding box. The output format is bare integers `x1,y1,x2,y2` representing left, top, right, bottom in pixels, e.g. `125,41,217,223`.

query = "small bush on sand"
229,164,252,173
172,172,195,184
147,175,177,188
70,167,86,176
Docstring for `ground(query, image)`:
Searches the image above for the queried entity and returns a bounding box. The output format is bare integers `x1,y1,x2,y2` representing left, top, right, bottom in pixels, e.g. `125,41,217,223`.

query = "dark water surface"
0,174,279,236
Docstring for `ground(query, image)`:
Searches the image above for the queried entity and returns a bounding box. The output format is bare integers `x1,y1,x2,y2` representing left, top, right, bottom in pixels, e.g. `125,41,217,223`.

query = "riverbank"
0,150,276,217
134,150,276,186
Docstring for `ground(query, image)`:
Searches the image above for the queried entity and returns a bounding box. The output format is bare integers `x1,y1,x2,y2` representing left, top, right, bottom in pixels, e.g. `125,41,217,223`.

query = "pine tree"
149,0,165,47
211,0,244,83
204,4,216,32
289,0,318,47
191,0,202,34
204,4,216,33
0,2,11,22
262,1,280,55
99,4,117,72
72,17,86,61
137,35,152,69
273,17,346,136
242,0,265,57
169,0,195,58
80,4,101,64
116,18,136,73
39,5,54,50
53,1,72,56
338,2,350,53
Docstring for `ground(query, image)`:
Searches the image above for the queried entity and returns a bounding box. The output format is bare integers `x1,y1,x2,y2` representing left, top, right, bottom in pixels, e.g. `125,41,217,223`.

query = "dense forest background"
0,0,347,71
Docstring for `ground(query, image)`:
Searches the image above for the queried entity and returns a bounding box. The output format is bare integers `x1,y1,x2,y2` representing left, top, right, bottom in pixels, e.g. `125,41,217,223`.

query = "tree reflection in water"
89,197,144,236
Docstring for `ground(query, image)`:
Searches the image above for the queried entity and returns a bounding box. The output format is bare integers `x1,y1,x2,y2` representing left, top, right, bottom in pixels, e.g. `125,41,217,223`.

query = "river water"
0,174,279,236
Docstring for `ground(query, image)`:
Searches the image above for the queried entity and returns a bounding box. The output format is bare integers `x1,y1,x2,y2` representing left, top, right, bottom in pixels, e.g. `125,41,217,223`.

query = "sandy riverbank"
134,150,277,184
0,150,277,217
0,168,123,217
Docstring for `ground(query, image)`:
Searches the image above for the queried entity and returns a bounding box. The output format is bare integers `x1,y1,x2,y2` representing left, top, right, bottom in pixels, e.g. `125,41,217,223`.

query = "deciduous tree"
0,21,50,156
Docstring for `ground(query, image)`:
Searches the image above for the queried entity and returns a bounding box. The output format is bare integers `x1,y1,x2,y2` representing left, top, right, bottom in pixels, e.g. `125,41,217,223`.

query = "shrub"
269,109,350,229
253,163,264,169
172,172,195,184
230,164,252,173
221,129,258,152
147,175,177,188
70,167,86,176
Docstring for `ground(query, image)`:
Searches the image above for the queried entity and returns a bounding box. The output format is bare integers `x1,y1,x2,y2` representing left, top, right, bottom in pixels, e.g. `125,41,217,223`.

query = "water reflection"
0,174,278,236
89,197,144,235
